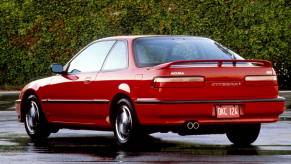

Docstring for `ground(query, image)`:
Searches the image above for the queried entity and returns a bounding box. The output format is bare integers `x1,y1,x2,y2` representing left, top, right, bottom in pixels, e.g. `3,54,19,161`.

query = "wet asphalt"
1,96,291,163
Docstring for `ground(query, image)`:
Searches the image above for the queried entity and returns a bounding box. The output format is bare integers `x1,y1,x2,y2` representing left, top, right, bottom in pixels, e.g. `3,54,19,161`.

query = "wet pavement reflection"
1,110,291,163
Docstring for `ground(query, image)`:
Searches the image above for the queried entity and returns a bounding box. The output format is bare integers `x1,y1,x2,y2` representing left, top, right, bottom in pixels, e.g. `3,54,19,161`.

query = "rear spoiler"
154,60,272,69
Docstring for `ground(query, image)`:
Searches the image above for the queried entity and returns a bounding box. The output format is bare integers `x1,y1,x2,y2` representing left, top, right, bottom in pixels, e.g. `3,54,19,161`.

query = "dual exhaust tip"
186,121,200,130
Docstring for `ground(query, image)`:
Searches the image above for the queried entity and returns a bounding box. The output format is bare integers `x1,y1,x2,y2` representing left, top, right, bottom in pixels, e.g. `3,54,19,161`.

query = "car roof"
99,35,209,41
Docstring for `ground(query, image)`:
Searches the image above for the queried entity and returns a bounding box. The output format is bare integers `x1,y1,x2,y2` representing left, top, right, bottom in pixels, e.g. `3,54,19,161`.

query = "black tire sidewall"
24,95,50,140
113,98,138,146
226,124,261,146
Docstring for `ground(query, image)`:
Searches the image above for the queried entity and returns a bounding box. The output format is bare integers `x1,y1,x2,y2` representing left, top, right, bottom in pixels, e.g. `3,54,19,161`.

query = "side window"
102,41,128,71
68,41,115,73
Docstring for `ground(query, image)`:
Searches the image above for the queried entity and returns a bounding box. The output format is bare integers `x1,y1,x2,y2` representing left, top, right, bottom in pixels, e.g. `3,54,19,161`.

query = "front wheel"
24,95,51,141
226,124,261,146
113,98,139,147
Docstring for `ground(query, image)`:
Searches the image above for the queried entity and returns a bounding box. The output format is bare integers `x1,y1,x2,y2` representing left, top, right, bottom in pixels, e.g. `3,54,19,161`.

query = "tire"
24,95,51,141
113,98,139,147
226,124,261,146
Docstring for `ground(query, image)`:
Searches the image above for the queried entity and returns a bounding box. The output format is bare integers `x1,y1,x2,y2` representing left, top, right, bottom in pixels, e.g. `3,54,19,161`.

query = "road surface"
0,110,291,163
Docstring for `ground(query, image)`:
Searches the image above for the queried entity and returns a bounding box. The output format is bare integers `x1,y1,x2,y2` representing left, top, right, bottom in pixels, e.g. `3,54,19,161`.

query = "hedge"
0,0,290,89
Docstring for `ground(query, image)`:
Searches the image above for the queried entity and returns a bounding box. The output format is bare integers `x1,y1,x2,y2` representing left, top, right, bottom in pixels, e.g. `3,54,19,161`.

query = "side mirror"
51,63,64,74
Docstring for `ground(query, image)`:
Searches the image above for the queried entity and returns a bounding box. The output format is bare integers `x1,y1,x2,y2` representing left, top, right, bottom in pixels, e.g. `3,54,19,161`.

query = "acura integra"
16,36,285,146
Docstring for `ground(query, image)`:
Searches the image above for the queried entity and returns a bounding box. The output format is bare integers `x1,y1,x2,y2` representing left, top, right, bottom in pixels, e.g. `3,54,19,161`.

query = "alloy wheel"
25,101,40,134
115,105,133,143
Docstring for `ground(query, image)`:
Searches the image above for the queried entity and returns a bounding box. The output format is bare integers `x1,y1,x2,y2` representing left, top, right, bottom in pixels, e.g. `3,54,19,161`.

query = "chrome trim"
154,77,204,83
42,99,110,104
135,97,285,104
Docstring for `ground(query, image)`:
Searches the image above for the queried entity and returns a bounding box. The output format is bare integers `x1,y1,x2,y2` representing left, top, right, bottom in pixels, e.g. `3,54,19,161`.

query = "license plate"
215,105,240,118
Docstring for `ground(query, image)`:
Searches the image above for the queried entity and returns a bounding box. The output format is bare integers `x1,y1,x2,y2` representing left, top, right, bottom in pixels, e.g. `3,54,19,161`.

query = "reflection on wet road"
1,111,291,163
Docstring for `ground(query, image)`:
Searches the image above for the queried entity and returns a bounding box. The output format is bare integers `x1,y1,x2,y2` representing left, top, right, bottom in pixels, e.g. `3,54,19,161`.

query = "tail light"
153,76,205,88
245,75,277,86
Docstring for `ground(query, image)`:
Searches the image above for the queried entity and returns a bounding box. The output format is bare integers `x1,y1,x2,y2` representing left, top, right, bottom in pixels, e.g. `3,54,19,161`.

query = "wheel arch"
109,93,139,125
20,89,39,122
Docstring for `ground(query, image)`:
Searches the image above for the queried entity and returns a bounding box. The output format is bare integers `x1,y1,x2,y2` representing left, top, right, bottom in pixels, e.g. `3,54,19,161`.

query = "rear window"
133,37,243,67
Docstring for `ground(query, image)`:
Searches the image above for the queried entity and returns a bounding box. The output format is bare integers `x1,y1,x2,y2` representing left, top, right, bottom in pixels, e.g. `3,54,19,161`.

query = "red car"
16,36,285,146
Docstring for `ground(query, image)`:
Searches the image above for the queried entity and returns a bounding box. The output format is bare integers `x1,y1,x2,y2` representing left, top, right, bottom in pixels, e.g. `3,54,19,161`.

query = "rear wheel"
226,124,261,146
113,98,139,147
24,95,51,141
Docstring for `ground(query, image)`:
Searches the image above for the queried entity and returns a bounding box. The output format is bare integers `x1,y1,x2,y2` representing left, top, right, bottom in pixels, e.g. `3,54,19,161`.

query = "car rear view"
133,36,285,145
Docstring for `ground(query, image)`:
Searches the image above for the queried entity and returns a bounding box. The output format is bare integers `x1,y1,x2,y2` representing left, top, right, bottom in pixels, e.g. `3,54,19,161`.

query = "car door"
95,40,131,102
44,40,116,124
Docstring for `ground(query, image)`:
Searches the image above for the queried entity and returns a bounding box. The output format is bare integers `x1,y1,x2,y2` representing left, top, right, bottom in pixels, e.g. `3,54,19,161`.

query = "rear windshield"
134,37,243,67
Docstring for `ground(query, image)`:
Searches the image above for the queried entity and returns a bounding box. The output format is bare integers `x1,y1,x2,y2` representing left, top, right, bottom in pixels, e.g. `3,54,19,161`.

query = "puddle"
0,139,18,146
0,134,290,157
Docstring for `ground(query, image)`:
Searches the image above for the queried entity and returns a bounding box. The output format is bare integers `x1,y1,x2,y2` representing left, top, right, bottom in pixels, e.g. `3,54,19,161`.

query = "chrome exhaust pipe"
186,121,200,130
186,122,194,130
193,122,200,130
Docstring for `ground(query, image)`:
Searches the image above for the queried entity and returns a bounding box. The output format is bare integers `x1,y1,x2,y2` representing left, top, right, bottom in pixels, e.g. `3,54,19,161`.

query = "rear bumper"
134,97,285,125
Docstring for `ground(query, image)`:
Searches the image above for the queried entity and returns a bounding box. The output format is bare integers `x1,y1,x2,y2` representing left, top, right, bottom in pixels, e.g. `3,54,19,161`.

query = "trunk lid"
151,60,278,100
